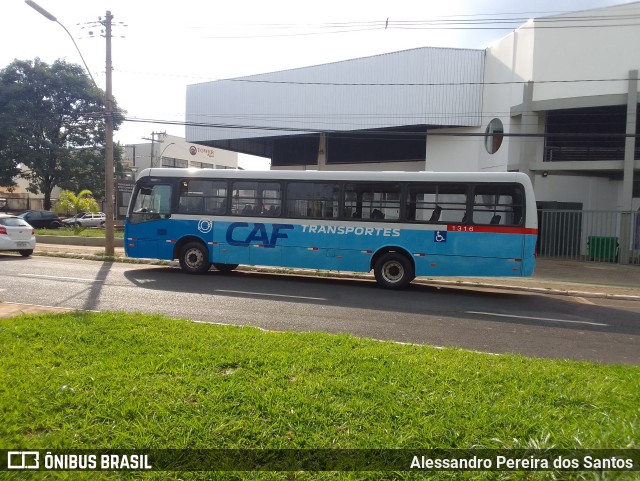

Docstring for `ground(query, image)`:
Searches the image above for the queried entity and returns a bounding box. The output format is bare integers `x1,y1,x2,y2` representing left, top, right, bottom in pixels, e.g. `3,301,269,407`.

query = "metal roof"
186,47,485,148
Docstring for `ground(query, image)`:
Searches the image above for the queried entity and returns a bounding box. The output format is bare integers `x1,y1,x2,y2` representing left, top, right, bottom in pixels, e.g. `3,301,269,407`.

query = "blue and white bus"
125,169,537,289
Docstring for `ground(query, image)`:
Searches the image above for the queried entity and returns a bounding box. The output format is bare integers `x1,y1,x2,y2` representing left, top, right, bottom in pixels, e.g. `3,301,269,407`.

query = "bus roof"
137,168,532,185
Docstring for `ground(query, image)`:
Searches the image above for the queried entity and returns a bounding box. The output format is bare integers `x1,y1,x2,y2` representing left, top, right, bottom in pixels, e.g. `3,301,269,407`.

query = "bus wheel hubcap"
382,261,403,283
186,249,203,268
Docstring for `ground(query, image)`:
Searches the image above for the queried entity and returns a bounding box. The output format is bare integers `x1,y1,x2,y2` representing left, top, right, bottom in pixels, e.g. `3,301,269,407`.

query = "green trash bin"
588,236,618,261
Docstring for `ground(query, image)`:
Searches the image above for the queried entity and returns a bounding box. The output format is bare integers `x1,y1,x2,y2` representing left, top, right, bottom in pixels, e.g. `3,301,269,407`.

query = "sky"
1,0,634,169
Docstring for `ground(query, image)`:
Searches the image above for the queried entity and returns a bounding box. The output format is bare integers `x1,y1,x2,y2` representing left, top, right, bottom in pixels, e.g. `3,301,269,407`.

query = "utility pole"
103,10,115,256
26,1,118,256
143,131,167,167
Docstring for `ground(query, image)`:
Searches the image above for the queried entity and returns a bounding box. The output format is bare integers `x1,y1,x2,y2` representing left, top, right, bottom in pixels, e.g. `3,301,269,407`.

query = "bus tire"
213,263,239,273
179,242,211,274
374,252,414,289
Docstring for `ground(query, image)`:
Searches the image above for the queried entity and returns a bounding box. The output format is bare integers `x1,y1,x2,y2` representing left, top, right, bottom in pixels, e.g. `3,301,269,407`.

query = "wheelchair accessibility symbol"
434,231,447,243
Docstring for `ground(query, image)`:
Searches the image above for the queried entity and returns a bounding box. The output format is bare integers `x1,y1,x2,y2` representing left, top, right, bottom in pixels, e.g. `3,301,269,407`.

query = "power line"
226,77,631,87
112,66,633,88
172,11,640,39
122,116,639,140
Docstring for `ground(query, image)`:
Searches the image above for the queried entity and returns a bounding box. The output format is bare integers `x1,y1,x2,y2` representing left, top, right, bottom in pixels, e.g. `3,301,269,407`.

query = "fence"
0,196,48,213
538,209,640,265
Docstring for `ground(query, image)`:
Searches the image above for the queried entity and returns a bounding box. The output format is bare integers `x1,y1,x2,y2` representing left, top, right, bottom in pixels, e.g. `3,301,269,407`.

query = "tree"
57,142,125,200
53,189,100,217
0,58,124,209
0,79,22,186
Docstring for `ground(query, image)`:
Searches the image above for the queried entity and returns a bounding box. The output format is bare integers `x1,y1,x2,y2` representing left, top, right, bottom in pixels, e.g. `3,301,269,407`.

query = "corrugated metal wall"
186,47,484,144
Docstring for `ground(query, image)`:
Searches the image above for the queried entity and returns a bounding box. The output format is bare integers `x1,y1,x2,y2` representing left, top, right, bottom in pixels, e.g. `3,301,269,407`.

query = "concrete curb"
412,278,640,302
0,301,72,318
36,235,124,248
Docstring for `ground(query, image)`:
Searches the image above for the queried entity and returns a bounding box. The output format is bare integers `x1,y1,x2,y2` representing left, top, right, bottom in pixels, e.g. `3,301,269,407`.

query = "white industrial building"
185,3,640,262
123,133,238,174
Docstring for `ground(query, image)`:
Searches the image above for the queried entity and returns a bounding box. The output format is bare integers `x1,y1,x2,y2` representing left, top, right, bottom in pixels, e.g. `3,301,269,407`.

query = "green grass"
36,228,124,238
1,312,638,480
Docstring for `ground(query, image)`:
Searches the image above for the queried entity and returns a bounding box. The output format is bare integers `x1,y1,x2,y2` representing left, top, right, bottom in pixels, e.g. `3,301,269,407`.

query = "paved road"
1,255,639,364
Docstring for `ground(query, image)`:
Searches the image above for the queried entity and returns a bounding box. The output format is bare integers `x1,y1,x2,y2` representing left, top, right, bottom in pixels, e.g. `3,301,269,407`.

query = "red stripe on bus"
447,225,538,235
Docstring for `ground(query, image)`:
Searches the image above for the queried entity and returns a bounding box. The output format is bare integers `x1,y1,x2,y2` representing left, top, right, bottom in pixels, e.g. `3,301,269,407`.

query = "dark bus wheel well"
174,236,208,260
370,247,414,272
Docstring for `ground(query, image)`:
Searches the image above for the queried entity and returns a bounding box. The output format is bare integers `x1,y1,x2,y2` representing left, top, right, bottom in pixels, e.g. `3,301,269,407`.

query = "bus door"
126,183,173,260
176,179,227,262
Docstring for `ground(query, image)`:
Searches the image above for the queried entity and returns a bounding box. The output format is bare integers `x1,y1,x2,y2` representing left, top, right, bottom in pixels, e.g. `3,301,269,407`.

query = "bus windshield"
129,183,173,224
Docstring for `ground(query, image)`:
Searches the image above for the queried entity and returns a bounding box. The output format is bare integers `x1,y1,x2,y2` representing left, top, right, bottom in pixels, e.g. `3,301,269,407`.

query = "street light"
157,142,176,167
24,0,97,88
25,0,116,256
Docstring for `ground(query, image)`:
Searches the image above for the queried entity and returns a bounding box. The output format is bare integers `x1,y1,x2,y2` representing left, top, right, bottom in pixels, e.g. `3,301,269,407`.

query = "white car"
0,214,36,257
61,212,106,228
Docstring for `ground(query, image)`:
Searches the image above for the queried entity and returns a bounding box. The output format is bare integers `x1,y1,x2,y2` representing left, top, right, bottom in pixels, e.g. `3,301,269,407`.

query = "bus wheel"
213,263,239,273
179,242,211,274
374,252,414,289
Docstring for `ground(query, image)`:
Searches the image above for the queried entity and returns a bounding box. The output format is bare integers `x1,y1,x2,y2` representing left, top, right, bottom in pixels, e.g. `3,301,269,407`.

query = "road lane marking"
215,289,326,301
465,311,608,327
18,274,103,282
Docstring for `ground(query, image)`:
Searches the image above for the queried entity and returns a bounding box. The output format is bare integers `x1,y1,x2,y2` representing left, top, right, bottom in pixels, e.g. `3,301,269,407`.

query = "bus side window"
408,184,466,223
179,179,227,216
205,199,227,215
259,182,281,217
179,196,203,214
343,183,400,221
429,205,442,222
232,181,281,217
286,182,340,219
472,184,524,226
232,182,258,216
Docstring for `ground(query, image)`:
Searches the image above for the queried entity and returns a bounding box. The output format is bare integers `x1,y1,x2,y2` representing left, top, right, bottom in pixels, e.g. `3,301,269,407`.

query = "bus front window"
129,184,172,224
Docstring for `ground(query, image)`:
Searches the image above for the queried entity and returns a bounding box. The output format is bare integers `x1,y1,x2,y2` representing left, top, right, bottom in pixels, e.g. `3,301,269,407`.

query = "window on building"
344,183,400,221
162,157,188,168
191,161,214,169
545,105,637,162
485,118,504,154
286,182,340,219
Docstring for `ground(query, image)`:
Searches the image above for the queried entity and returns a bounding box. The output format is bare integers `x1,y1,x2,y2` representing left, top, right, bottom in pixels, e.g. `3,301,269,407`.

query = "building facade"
185,3,640,261
124,133,238,176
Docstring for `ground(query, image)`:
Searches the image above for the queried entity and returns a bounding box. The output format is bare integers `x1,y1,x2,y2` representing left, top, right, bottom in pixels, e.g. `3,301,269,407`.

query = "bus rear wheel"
374,252,414,289
213,263,239,273
179,242,211,274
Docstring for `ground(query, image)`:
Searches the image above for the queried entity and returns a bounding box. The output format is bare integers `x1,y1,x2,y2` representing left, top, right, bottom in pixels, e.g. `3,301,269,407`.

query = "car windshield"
0,217,30,227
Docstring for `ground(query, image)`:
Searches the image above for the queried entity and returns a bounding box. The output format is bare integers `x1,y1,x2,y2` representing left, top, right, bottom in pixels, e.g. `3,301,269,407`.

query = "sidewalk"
419,260,640,300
